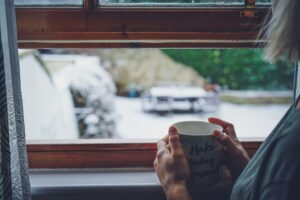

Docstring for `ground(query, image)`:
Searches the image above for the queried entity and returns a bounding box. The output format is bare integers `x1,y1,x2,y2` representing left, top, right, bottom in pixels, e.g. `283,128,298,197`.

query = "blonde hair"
263,0,300,63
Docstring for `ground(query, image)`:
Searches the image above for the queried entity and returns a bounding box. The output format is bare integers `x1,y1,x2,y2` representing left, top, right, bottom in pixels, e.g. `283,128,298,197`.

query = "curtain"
0,0,31,199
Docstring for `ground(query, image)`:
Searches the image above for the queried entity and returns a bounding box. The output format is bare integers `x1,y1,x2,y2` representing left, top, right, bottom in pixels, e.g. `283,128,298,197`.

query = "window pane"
20,48,293,140
15,0,83,7
98,0,271,7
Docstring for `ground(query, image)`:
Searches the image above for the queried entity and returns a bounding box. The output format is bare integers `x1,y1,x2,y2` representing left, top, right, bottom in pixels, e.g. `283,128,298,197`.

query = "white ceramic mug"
173,121,223,188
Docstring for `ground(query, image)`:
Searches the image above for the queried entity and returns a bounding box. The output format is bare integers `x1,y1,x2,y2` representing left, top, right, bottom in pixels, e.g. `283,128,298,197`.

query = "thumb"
168,126,181,154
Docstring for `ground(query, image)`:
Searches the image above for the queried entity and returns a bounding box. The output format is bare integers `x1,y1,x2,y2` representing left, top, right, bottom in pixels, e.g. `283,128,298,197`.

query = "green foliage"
162,49,294,90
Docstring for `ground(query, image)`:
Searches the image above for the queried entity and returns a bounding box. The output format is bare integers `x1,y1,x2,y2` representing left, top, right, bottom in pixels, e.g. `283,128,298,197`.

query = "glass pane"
20,48,293,140
15,0,83,7
98,0,271,7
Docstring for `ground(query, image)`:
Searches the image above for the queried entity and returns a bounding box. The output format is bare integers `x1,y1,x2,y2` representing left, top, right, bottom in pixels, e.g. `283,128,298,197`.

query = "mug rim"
173,121,222,136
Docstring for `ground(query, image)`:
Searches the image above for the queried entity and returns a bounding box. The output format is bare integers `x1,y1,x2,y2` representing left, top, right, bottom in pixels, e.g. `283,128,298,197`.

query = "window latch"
241,0,257,18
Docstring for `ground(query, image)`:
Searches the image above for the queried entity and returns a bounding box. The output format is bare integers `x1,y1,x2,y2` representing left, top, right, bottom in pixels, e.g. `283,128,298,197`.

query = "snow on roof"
149,85,207,98
45,54,116,95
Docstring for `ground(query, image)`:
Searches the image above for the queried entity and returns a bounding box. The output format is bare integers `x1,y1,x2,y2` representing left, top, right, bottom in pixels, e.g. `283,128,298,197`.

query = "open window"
15,0,296,169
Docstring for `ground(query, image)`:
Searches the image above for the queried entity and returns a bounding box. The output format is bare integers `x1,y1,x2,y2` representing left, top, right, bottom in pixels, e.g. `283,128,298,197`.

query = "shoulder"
273,115,300,156
261,114,300,184
258,132,300,199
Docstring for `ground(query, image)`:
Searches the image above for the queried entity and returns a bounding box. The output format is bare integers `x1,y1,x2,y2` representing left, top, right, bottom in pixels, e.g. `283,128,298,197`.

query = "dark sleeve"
260,182,299,200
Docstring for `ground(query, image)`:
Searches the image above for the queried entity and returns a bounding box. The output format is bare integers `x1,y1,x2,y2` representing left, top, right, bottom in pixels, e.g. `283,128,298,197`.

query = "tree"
162,49,294,90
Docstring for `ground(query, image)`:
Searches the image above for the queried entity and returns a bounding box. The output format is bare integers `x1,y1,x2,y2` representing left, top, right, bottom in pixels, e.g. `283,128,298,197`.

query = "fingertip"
208,117,218,123
169,126,178,136
208,117,214,122
169,126,177,133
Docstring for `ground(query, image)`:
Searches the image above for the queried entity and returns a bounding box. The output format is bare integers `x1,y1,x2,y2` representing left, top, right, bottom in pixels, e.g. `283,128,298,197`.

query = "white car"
141,85,219,114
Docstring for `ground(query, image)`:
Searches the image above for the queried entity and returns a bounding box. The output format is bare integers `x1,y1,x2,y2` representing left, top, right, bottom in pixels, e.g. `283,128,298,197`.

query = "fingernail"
169,126,177,133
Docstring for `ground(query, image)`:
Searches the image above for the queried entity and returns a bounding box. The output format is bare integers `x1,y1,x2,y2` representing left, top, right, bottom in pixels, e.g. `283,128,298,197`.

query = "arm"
165,184,191,200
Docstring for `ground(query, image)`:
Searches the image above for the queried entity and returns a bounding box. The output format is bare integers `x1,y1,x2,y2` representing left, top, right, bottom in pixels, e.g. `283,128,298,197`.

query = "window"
23,48,293,168
15,0,278,169
21,48,293,141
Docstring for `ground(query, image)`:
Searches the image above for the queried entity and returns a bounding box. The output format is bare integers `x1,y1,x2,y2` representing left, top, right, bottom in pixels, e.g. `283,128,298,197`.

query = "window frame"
16,1,270,48
17,0,271,169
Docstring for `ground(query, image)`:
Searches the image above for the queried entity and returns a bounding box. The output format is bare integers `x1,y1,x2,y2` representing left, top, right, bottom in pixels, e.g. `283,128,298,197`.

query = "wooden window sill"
27,138,263,169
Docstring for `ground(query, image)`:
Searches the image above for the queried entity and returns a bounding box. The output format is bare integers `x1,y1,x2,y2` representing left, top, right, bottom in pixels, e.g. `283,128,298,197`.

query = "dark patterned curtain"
0,0,31,199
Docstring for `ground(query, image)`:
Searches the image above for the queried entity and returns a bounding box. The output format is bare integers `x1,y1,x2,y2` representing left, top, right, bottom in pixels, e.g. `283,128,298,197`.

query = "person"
154,0,300,199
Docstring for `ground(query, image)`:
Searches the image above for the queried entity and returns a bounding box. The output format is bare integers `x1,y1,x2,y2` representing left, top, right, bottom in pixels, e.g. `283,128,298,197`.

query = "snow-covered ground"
115,97,290,139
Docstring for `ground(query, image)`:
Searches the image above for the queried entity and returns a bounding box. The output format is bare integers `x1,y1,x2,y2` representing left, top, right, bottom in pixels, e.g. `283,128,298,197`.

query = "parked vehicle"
141,84,219,114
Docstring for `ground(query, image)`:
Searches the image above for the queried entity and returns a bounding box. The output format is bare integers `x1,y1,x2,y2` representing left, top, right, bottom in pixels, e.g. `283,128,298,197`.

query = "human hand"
208,117,250,181
154,126,191,200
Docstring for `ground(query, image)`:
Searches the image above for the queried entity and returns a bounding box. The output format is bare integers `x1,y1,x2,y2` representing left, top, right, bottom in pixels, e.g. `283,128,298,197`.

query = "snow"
149,86,207,97
115,97,290,139
50,55,117,138
20,52,292,141
222,90,293,98
20,52,79,140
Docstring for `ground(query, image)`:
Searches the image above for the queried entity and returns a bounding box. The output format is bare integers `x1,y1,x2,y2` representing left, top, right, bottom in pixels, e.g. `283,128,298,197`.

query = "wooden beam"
16,7,270,48
27,139,262,169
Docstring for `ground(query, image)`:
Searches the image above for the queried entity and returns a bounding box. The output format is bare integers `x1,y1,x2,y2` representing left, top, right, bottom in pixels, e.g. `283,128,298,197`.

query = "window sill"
30,168,231,200
27,138,263,169
30,168,164,200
